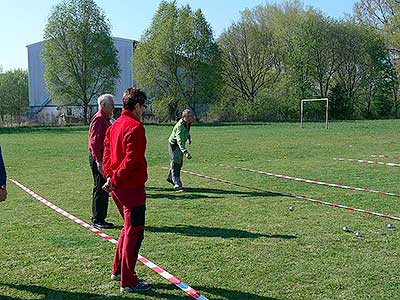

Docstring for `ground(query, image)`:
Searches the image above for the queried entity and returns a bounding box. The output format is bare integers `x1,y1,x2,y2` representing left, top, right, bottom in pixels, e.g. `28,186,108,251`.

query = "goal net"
300,98,329,129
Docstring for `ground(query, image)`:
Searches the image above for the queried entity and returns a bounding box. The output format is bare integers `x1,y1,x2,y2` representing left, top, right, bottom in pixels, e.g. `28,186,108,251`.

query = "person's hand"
102,177,115,193
0,185,7,202
185,152,192,160
96,161,104,175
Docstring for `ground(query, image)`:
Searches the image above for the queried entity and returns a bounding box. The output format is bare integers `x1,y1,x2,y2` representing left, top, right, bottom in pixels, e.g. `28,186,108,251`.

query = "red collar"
122,109,140,122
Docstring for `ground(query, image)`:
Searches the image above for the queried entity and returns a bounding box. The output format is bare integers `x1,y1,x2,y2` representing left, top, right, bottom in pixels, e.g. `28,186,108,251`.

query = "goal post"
300,98,329,129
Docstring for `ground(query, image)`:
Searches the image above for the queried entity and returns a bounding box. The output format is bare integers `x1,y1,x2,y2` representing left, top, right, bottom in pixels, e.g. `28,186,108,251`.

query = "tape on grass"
10,179,208,300
334,157,400,167
227,165,400,198
178,169,400,222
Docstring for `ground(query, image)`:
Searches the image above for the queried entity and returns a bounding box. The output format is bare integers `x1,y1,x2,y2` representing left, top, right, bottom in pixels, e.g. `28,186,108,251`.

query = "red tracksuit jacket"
103,110,148,190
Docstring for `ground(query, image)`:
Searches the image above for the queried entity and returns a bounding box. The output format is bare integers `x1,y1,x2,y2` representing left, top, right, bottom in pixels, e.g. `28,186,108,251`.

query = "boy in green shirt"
167,109,193,192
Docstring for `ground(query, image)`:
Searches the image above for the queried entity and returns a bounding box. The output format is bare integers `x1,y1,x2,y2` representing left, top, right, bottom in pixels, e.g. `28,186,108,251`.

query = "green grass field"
1,120,400,300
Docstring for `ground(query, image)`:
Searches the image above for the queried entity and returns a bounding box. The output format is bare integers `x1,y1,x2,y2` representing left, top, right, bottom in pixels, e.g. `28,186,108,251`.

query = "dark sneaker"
93,221,114,229
111,274,121,281
120,281,152,293
166,177,174,185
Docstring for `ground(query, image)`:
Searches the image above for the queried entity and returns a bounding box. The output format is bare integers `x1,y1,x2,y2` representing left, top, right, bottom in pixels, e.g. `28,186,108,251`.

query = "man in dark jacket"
88,94,114,228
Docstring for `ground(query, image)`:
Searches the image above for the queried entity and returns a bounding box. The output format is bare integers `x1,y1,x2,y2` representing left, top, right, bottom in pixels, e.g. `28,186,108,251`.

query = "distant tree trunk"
393,86,399,118
168,102,178,122
83,105,88,125
366,85,373,118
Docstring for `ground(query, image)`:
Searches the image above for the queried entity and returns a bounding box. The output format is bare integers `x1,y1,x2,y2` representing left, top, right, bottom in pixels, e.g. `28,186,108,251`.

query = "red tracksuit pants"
111,188,146,287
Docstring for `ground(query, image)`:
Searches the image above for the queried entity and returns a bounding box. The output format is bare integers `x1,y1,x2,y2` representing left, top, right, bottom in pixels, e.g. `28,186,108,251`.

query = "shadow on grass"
2,283,279,300
147,186,280,200
147,190,223,200
146,224,297,240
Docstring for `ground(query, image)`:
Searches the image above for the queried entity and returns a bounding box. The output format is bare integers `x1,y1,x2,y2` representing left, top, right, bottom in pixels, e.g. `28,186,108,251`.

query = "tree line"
135,0,400,121
1,0,399,124
0,68,29,124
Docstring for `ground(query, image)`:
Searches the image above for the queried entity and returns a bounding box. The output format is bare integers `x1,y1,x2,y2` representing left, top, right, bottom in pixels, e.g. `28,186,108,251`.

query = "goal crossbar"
300,98,329,129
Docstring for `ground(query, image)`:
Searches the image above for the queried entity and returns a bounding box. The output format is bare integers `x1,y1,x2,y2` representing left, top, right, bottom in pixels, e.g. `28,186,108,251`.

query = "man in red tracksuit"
102,87,151,293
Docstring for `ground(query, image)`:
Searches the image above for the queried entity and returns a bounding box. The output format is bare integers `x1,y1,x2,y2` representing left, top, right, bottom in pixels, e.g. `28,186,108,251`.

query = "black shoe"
166,177,174,185
120,280,152,293
93,221,114,229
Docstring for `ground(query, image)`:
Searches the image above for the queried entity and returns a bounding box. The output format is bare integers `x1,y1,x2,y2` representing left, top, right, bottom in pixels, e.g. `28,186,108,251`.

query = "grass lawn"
1,120,400,300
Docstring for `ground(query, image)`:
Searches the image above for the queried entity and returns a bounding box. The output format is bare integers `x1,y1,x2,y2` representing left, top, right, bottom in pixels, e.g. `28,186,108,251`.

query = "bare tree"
218,6,281,103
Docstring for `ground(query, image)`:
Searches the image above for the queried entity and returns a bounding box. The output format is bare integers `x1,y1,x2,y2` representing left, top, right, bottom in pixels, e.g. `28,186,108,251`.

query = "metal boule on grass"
289,205,295,211
342,226,350,232
387,223,394,229
355,231,362,237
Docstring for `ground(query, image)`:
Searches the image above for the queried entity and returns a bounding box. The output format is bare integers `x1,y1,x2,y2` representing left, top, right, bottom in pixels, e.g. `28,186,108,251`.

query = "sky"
0,0,358,71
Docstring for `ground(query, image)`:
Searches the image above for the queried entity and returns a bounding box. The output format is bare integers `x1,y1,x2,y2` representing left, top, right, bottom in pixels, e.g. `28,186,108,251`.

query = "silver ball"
342,226,350,232
289,206,295,211
387,223,394,229
355,231,362,237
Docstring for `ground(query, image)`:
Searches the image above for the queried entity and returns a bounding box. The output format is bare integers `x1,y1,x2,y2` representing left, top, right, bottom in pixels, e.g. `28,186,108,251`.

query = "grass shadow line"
147,186,280,199
2,282,280,300
146,224,297,240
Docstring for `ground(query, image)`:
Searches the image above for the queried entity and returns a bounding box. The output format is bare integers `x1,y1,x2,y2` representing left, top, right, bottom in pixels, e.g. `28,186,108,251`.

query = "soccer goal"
300,98,329,129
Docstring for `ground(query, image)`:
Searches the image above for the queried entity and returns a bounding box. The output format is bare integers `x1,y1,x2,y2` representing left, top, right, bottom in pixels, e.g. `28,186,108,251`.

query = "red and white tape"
227,165,400,198
177,168,265,192
10,179,208,300
334,157,400,167
179,170,400,222
371,155,388,158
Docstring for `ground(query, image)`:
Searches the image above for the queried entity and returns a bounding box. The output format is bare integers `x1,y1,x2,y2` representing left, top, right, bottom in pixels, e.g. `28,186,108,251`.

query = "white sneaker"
111,274,121,281
174,185,184,192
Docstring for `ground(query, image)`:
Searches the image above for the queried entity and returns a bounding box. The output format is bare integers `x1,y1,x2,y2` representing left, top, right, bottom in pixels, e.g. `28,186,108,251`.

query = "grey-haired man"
88,94,114,228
